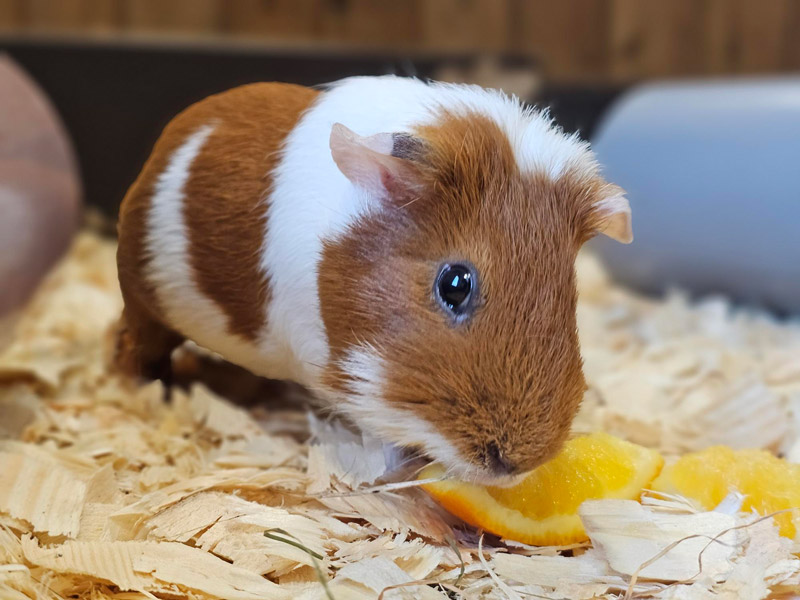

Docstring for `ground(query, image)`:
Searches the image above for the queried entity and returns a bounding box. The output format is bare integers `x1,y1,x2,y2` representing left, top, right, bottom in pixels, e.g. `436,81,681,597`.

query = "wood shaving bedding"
0,232,799,600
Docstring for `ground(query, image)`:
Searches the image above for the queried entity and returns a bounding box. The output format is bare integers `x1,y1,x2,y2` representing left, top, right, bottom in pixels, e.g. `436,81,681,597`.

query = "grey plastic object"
590,77,800,314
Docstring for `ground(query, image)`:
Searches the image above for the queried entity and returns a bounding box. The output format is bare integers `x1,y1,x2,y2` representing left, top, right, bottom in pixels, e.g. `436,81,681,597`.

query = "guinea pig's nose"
484,442,517,476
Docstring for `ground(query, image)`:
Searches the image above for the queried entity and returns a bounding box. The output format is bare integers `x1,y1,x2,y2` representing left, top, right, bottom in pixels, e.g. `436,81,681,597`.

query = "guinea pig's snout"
482,442,520,478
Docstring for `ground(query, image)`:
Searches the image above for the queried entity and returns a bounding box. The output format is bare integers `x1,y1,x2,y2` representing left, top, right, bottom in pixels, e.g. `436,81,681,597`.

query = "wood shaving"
1,232,799,599
579,499,740,581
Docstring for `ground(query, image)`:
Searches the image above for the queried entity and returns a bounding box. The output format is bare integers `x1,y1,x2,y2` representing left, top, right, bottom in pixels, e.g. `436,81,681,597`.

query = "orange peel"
420,432,663,545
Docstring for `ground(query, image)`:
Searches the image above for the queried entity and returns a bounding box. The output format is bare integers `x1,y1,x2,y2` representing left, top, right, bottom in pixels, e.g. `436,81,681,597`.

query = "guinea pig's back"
117,82,319,376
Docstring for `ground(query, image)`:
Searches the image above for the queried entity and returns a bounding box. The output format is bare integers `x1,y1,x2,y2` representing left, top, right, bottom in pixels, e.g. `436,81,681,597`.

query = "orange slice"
652,446,800,539
420,432,663,545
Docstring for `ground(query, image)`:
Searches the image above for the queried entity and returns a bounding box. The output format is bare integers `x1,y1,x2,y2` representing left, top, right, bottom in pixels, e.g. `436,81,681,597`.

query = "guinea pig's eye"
435,263,476,317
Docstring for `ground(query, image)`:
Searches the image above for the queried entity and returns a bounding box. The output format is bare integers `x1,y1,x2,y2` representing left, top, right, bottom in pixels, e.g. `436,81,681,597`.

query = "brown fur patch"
180,84,318,340
116,111,194,377
118,83,318,343
117,131,177,324
319,112,609,477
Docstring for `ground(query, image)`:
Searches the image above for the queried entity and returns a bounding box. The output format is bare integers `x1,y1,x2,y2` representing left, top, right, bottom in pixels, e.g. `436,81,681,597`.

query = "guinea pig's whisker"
350,332,386,355
455,131,470,165
526,333,559,343
314,476,446,498
402,456,426,473
396,452,431,473
301,360,325,369
398,195,422,209
443,462,474,483
317,203,349,219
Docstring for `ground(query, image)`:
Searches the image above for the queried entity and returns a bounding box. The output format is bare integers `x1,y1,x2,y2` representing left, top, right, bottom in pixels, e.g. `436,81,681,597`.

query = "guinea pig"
115,76,632,484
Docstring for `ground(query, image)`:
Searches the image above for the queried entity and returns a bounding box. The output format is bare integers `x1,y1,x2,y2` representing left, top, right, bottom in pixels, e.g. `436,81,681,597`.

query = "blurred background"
1,0,799,314
4,0,800,213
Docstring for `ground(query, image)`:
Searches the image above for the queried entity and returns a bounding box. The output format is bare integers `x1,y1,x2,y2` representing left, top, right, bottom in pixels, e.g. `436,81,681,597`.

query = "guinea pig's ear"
591,185,633,244
330,123,422,200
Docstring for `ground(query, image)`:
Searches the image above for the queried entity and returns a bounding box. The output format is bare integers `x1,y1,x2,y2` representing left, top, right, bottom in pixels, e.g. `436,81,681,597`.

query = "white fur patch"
325,76,597,179
263,76,596,391
145,125,274,376
418,79,597,179
336,346,495,482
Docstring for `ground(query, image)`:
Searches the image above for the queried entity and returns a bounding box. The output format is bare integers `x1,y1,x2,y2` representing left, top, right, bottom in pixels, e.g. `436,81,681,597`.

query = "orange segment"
420,432,663,545
652,446,800,539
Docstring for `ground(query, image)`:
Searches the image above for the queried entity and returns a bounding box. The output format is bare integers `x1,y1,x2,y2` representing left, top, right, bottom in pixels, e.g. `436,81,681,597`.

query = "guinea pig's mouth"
480,469,530,488
434,461,530,488
414,442,532,487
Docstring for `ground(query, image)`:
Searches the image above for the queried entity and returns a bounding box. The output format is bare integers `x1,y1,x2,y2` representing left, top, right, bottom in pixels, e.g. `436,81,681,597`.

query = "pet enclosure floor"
1,232,799,599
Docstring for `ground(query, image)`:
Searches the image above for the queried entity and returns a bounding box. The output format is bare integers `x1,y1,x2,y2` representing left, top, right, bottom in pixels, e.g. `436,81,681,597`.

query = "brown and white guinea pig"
116,75,632,484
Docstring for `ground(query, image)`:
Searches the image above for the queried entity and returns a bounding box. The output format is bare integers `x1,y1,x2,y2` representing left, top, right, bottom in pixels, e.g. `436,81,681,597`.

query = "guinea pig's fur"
116,76,631,484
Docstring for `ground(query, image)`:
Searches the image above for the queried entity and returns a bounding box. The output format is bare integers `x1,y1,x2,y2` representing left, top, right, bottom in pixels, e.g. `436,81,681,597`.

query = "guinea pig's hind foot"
134,351,177,402
112,307,183,400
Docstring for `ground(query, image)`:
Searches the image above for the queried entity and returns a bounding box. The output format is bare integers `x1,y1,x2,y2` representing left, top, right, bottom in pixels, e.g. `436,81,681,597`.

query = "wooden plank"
6,0,798,84
0,0,25,29
314,0,422,48
704,0,796,75
781,0,800,70
704,0,737,74
609,0,708,80
510,0,610,81
224,0,317,38
729,0,792,73
121,0,221,33
24,0,119,31
419,0,508,52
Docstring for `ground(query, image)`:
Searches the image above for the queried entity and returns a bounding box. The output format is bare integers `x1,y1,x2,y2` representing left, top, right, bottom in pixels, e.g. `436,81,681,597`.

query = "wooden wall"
1,0,799,83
